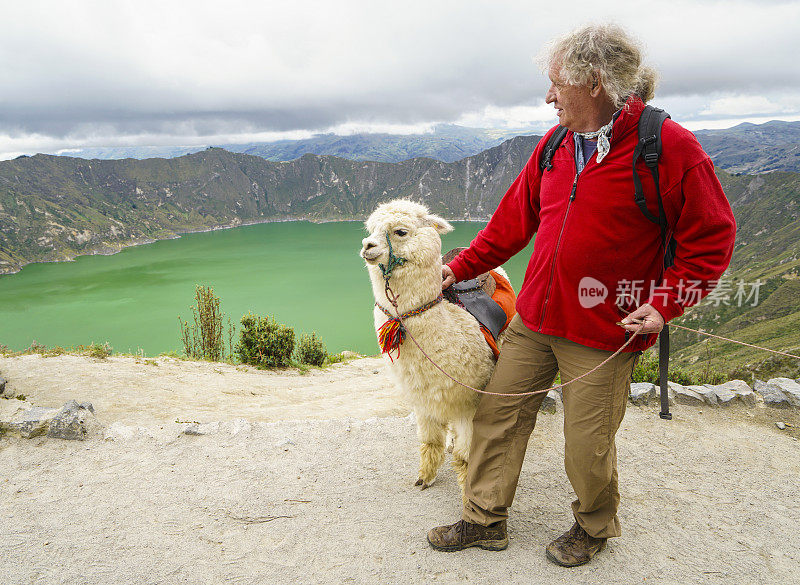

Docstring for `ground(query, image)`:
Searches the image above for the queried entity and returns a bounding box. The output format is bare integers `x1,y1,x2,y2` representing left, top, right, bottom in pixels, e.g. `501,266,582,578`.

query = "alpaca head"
361,200,453,283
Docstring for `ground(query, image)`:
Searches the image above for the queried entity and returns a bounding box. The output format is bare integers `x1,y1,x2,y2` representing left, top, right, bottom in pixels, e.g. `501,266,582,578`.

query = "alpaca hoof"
415,478,433,489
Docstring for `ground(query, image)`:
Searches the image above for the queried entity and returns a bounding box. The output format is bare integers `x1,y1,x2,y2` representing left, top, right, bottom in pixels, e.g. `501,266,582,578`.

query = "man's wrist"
643,296,681,323
446,259,468,283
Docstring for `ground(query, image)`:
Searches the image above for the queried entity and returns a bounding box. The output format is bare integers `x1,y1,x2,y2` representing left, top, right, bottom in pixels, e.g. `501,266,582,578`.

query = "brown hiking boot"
545,521,607,567
427,519,508,552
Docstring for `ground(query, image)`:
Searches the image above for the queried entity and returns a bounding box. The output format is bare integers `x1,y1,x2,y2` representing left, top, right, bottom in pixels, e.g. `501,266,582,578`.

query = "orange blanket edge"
481,270,517,359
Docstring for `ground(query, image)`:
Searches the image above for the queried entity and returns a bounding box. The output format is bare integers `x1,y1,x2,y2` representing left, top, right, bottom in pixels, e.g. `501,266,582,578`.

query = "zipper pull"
569,174,578,201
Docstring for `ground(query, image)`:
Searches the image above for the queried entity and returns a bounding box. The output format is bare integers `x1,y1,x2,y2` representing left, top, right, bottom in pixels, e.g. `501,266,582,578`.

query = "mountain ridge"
0,136,540,275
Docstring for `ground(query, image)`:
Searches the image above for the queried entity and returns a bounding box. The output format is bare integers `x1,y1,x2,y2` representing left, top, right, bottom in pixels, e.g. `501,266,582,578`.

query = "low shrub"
235,313,295,368
17,340,112,359
77,342,113,359
178,285,235,362
632,349,728,386
725,364,755,385
24,340,48,355
22,341,64,357
325,352,346,364
633,350,687,384
297,332,327,366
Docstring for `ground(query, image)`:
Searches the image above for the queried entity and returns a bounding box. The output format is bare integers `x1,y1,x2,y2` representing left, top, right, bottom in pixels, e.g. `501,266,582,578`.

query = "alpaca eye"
394,229,408,237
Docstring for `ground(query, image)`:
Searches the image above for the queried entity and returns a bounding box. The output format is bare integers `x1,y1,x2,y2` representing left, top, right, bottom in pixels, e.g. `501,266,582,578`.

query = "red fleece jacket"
448,97,736,353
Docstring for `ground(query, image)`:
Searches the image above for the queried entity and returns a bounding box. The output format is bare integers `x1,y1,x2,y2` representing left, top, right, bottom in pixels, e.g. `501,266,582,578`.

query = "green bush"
77,342,113,359
24,340,48,355
297,332,327,366
235,313,295,368
632,349,727,386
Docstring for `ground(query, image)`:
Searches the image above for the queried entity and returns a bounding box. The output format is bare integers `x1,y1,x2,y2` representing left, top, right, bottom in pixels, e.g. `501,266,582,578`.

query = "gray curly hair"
541,23,658,108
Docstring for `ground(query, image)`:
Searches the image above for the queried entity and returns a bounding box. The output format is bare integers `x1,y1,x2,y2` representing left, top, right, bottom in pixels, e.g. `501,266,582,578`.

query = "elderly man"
427,24,736,566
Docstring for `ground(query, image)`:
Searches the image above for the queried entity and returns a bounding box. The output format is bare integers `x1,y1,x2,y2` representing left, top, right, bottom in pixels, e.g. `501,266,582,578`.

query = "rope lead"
382,280,645,398
378,233,406,280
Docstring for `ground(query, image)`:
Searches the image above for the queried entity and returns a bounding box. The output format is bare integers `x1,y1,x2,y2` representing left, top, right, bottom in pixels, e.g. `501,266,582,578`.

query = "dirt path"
0,354,798,584
0,354,407,424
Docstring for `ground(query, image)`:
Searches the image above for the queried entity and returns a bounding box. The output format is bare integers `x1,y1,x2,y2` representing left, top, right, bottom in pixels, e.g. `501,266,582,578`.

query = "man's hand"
442,265,456,290
619,303,665,334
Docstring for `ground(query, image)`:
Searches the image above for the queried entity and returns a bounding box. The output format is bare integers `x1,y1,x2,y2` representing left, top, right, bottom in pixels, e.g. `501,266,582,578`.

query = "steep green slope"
669,170,800,378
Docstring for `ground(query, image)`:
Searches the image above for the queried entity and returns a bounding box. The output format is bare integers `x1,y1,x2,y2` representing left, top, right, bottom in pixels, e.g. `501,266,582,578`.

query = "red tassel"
377,318,405,362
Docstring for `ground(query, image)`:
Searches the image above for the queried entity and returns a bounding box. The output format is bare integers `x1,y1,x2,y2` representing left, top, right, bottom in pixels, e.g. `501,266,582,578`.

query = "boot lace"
562,522,586,547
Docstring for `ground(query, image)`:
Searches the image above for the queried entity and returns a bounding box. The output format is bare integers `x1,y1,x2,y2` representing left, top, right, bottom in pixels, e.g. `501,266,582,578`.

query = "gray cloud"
1,0,799,155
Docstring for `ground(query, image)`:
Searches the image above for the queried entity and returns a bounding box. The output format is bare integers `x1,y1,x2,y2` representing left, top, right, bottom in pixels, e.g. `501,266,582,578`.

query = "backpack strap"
658,326,672,420
632,104,674,421
539,125,569,172
632,105,671,259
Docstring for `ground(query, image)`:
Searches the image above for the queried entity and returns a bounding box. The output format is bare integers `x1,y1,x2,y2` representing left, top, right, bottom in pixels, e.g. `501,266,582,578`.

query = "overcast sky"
1,0,799,159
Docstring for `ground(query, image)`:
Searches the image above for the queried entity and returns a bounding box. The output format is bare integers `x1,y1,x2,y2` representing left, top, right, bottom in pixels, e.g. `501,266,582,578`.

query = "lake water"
0,221,535,357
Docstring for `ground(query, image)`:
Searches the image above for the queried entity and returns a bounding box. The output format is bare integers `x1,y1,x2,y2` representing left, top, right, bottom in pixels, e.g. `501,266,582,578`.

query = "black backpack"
538,105,675,420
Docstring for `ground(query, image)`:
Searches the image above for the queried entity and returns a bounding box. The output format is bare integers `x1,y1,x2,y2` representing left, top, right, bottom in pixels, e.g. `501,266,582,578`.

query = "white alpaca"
360,199,499,493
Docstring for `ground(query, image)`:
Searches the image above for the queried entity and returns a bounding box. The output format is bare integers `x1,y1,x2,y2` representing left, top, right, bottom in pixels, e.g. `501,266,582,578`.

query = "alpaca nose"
362,237,377,250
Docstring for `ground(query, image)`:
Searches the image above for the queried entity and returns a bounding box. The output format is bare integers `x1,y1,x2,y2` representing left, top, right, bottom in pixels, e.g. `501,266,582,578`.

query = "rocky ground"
0,354,799,585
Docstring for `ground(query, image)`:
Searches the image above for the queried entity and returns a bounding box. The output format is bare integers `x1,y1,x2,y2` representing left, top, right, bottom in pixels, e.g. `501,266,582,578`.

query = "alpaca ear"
425,214,453,234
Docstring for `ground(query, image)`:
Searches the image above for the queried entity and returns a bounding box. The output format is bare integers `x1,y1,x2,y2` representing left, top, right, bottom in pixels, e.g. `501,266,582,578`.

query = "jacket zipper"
539,172,578,331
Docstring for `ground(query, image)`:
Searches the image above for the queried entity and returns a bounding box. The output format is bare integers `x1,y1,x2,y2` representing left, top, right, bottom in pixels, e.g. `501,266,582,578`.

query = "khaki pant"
462,314,636,539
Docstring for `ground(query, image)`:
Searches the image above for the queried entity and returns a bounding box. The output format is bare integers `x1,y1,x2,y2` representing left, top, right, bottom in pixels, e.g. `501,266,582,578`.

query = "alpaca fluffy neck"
369,260,442,315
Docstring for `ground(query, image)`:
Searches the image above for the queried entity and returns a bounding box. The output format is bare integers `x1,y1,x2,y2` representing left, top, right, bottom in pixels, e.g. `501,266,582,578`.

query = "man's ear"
590,71,603,97
425,214,453,234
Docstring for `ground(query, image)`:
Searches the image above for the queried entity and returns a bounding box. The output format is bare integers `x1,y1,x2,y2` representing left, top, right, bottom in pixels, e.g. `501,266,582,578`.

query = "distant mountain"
57,145,207,160
694,120,800,174
54,119,800,175
56,124,532,164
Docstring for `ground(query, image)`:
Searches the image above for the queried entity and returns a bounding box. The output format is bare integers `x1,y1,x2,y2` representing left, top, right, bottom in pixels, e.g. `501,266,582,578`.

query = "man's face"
545,61,597,132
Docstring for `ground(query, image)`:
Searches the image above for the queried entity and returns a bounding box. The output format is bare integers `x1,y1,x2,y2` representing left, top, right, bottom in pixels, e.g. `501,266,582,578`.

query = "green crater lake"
0,221,535,357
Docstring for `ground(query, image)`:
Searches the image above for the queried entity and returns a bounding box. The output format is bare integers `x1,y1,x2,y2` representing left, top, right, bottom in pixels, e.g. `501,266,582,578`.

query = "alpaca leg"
450,416,473,505
415,415,446,489
445,423,455,454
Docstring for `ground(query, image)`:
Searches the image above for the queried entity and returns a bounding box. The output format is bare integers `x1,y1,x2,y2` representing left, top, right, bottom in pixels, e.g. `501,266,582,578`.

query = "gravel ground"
0,355,799,584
